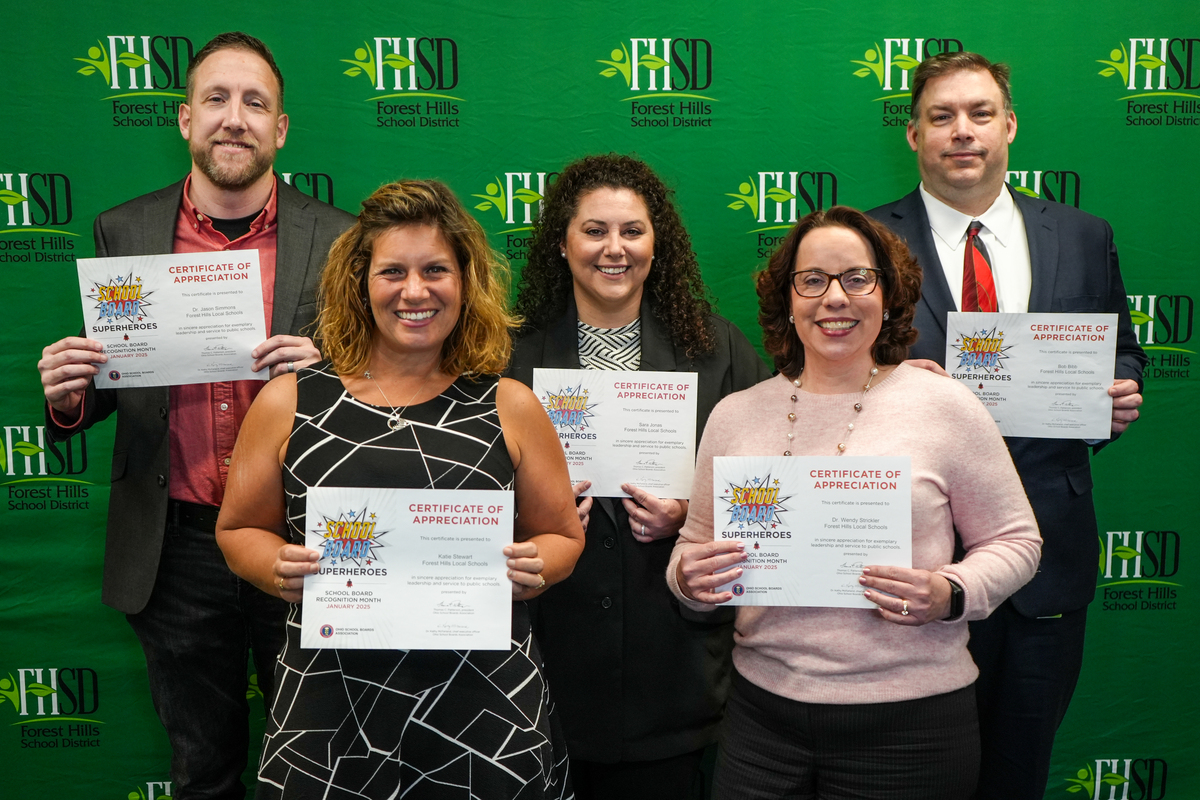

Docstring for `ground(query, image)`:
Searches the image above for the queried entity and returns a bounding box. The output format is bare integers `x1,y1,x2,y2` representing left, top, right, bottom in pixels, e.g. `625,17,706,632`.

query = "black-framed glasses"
790,268,883,298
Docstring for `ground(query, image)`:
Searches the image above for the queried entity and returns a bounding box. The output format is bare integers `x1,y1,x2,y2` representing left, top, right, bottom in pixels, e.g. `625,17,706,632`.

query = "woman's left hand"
621,483,687,542
505,541,546,600
859,565,953,625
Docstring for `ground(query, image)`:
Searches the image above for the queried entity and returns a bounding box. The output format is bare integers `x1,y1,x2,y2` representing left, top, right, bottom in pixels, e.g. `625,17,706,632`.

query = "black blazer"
506,294,771,762
869,187,1146,617
46,176,355,614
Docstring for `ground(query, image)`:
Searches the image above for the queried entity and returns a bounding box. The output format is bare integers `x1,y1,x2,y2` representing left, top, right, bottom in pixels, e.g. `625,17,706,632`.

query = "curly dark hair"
513,153,716,356
756,206,922,379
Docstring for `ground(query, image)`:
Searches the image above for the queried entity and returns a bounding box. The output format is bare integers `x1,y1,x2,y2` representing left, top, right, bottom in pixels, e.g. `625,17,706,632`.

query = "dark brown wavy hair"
756,206,921,379
513,153,716,356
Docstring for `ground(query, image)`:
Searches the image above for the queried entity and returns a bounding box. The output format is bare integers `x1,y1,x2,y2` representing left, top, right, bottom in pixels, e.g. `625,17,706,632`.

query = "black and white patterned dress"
257,363,573,800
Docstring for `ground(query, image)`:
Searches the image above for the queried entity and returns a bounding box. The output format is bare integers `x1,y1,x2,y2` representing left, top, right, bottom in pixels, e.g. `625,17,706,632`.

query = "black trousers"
572,748,707,800
968,600,1088,800
714,671,979,800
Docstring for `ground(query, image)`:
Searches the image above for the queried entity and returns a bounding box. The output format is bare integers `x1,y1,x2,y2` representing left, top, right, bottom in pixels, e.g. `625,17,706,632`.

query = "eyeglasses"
790,268,883,298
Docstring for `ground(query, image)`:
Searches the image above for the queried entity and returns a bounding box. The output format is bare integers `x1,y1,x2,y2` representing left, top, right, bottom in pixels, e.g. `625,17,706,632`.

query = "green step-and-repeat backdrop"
3,2,1195,797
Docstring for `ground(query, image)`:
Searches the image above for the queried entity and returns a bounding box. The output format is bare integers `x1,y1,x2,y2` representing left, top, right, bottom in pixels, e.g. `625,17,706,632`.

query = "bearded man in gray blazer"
868,52,1146,800
36,32,353,800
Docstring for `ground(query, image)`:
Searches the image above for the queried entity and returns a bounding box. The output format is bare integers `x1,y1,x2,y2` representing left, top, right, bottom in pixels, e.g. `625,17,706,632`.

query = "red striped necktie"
963,220,998,312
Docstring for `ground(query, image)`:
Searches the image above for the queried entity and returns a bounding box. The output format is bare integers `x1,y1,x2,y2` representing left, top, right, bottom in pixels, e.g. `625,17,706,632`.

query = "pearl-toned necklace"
784,364,879,456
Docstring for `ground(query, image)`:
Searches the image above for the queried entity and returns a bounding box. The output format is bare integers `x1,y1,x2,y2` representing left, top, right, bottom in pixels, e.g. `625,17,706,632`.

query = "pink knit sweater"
667,364,1041,704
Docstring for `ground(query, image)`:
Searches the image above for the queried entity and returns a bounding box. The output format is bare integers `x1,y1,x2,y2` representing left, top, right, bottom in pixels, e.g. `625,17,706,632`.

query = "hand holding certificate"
532,367,698,498
710,455,912,608
945,312,1118,438
300,486,514,650
76,249,268,388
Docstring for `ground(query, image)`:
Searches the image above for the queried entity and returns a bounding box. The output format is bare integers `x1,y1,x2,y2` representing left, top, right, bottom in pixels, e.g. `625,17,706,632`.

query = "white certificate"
945,312,1117,439
532,368,698,498
300,487,514,650
713,456,911,607
76,249,268,388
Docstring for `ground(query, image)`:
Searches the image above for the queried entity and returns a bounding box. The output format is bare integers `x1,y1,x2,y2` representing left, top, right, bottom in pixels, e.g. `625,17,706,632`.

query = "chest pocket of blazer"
1056,295,1103,313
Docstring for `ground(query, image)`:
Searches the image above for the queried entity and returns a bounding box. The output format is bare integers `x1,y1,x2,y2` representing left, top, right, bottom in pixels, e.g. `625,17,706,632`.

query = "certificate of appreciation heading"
301,486,513,651
713,456,912,608
76,249,267,388
945,312,1117,438
532,368,698,498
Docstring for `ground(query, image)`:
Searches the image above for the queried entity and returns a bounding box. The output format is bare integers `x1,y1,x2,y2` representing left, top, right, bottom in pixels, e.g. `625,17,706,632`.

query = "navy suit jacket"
47,176,355,614
869,187,1146,617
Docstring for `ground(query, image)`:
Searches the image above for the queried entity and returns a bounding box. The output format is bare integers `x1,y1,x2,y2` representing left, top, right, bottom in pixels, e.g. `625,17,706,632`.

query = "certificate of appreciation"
945,312,1117,439
301,487,514,651
713,456,911,607
76,249,268,388
532,368,698,498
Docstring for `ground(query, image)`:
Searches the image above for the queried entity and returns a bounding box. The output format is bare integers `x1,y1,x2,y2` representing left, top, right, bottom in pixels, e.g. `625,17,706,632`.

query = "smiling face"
367,224,462,362
562,186,655,327
179,47,288,193
790,225,884,377
906,68,1017,216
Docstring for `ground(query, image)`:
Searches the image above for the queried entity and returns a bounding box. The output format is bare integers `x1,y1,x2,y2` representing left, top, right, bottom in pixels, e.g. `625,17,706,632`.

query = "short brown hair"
756,206,921,378
317,180,518,377
910,51,1012,124
186,32,285,109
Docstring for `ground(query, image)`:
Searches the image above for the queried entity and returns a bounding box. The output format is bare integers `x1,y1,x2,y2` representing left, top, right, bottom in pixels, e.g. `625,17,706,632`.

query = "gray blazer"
869,186,1146,617
47,176,355,614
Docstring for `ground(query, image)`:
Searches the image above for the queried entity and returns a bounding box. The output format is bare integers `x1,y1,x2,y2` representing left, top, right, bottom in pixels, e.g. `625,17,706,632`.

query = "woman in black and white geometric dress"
217,180,583,799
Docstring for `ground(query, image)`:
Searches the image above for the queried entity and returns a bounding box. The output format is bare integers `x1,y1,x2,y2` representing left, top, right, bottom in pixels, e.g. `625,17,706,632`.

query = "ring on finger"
901,599,909,616
276,577,286,590
287,360,295,374
641,523,647,537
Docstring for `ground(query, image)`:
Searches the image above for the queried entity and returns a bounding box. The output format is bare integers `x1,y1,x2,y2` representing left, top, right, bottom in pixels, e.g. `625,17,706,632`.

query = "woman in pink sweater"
668,206,1040,799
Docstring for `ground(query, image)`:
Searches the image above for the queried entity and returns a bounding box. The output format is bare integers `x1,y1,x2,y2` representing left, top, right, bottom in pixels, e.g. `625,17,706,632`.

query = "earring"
883,310,890,321
560,250,566,258
788,314,794,323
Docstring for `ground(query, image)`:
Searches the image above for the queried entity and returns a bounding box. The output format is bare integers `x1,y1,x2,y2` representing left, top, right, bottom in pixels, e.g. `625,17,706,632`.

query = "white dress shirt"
919,184,1032,314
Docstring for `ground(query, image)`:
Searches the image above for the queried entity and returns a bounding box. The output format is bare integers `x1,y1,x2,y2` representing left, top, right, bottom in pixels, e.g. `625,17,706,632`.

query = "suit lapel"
1014,190,1059,313
272,178,316,336
885,189,956,339
144,180,185,255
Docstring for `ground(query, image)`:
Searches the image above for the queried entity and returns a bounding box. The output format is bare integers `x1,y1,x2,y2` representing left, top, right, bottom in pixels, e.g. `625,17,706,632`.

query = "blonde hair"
317,180,518,376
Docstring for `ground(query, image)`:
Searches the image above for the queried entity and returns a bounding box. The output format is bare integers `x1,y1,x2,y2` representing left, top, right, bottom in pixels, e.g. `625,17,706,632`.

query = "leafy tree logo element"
0,439,44,474
1097,43,1164,87
597,43,673,87
0,188,27,208
0,673,54,715
472,178,542,218
1063,763,1127,795
126,788,172,800
74,40,150,84
598,44,634,87
341,42,413,85
850,44,919,88
725,177,794,221
1097,534,1143,574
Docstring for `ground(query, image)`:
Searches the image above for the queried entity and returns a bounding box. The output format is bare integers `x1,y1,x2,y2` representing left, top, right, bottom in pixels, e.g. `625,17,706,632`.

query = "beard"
190,137,276,190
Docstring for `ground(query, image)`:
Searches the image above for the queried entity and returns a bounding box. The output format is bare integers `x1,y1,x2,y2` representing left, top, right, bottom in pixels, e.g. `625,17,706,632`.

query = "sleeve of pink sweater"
666,368,1041,622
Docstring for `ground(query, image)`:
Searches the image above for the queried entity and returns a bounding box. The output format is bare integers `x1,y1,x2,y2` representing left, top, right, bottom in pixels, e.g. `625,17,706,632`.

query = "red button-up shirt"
169,176,278,507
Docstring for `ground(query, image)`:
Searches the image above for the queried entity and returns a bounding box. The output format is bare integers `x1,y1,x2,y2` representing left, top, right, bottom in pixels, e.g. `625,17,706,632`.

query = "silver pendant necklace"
784,363,879,456
365,368,434,431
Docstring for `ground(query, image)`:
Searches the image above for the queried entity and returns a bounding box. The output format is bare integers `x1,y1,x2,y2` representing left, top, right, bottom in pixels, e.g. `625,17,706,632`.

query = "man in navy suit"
868,52,1145,800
